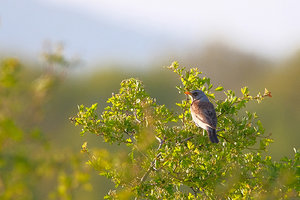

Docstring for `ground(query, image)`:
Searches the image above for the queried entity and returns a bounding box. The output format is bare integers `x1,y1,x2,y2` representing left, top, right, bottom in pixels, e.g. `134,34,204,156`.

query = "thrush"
185,90,219,143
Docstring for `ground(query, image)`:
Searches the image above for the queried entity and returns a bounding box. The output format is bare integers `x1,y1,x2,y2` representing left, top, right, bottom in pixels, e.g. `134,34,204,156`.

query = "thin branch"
256,132,272,139
140,166,152,183
180,136,194,143
217,129,225,132
153,136,164,171
124,130,135,142
217,134,233,144
190,186,199,197
199,187,209,199
155,136,164,151
191,186,208,199
124,130,151,162
138,136,165,187
245,147,263,151
133,109,141,123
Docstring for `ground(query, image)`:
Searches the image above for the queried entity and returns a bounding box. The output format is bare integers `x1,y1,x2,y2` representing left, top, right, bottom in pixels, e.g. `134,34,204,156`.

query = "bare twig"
217,134,233,144
181,136,194,143
138,136,165,188
246,147,263,151
256,132,272,138
191,186,199,197
153,136,164,171
155,136,164,151
124,130,135,143
133,109,141,123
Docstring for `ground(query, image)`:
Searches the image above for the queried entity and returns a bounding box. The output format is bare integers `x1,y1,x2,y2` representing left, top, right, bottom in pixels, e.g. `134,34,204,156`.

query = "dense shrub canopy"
72,62,299,199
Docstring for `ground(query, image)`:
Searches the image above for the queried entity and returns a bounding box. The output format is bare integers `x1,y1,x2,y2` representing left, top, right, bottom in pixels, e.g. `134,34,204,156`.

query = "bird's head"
184,90,209,102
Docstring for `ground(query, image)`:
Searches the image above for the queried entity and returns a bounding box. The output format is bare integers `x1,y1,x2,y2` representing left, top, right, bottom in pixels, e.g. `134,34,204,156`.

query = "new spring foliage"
72,62,299,199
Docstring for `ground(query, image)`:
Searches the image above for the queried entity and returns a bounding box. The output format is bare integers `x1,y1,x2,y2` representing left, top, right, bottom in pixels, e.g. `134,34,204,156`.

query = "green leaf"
215,86,224,91
241,86,249,95
187,141,194,149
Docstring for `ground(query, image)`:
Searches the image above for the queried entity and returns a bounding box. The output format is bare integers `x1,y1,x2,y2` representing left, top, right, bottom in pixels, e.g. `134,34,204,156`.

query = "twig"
155,136,164,151
217,134,233,144
140,166,152,183
181,136,194,143
190,186,199,197
124,130,151,162
124,130,135,143
133,109,141,123
246,147,263,151
256,132,272,138
199,187,209,199
217,129,225,132
138,136,165,187
153,137,164,171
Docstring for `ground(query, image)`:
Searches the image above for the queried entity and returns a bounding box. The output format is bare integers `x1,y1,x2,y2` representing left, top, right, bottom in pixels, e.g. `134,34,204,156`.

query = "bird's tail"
208,128,219,143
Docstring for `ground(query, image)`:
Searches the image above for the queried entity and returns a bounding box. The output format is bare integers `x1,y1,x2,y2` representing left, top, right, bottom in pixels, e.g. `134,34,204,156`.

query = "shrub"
72,62,299,199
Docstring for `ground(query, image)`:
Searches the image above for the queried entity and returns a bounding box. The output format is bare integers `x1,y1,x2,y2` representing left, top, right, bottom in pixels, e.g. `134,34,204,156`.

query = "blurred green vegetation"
0,57,92,199
0,43,299,198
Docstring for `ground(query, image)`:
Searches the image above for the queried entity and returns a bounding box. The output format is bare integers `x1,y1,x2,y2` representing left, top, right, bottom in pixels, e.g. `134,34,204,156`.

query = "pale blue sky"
1,0,300,66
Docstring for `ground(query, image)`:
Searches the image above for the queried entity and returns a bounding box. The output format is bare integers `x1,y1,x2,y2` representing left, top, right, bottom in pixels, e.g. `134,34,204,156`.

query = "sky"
1,0,300,67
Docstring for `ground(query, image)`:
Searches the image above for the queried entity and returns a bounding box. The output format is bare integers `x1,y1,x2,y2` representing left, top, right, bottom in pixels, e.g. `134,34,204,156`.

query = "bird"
184,90,219,143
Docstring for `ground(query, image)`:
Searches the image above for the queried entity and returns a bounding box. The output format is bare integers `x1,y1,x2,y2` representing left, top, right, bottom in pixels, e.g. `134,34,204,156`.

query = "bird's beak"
184,91,192,95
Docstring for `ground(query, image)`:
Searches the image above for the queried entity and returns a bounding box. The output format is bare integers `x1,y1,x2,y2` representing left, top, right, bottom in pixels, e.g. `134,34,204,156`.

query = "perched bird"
185,90,219,143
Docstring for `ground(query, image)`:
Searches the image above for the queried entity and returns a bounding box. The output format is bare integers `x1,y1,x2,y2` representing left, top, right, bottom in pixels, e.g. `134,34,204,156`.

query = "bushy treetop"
72,62,299,199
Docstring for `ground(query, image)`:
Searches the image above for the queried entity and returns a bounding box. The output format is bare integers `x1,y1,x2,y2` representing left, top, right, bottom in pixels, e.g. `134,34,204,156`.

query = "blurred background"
1,0,299,199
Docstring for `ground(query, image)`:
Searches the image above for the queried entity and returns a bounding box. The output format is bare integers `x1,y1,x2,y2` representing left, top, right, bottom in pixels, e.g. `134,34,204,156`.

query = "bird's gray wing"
191,100,217,129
